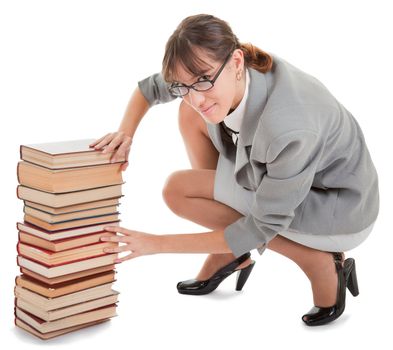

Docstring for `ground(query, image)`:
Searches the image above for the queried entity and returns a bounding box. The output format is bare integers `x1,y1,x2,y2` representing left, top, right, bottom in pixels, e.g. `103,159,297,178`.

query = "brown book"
17,221,120,241
20,264,115,285
17,161,123,193
15,317,110,340
15,284,119,312
24,197,121,214
19,231,116,252
15,271,116,298
20,138,125,169
17,184,123,207
17,254,118,278
17,241,118,266
24,213,120,231
15,304,117,334
15,292,119,321
24,205,119,223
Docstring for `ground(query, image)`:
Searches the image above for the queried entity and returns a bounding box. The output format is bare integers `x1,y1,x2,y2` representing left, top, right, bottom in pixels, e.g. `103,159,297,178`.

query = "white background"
1,0,392,347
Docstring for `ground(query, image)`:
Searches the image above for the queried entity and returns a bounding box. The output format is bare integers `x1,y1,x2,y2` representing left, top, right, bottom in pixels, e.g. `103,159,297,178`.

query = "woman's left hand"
100,226,161,263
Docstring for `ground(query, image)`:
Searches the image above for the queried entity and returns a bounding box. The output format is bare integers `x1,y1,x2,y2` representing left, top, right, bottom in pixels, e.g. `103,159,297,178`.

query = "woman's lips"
201,104,215,114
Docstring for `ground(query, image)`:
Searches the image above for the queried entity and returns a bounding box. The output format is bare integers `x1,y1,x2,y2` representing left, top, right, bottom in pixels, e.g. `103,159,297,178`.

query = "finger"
104,244,131,253
103,226,132,236
89,135,107,147
102,135,123,154
115,252,139,263
110,144,130,163
94,134,114,150
121,161,129,172
100,235,129,243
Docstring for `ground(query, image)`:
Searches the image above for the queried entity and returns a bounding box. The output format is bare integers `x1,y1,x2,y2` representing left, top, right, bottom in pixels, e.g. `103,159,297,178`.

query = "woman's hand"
100,226,162,263
89,131,132,171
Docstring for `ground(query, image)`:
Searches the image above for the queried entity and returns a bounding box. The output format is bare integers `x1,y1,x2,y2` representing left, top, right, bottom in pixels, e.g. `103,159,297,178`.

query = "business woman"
91,14,379,326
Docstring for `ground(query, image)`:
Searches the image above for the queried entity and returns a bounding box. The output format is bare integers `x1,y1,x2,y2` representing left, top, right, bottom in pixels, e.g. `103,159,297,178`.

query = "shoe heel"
346,259,359,297
235,261,255,291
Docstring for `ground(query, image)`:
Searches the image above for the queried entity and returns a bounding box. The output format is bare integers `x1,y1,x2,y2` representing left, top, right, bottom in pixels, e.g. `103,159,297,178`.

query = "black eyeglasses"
168,49,234,97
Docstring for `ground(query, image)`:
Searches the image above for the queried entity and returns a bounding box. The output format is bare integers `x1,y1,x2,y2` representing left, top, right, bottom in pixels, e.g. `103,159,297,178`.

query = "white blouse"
222,68,251,145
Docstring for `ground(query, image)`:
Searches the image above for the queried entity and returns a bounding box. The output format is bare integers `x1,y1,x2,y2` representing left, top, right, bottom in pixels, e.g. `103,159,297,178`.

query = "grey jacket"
138,54,380,258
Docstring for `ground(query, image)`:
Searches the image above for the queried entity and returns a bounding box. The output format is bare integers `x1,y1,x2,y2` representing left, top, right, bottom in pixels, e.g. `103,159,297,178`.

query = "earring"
236,70,242,81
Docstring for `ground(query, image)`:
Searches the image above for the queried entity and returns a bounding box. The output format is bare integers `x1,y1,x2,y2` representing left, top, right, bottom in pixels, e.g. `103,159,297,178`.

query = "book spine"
19,145,23,161
16,161,21,185
16,185,21,200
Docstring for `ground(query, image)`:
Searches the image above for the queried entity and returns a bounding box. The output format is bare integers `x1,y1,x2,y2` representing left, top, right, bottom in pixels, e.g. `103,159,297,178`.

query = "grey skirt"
213,153,375,252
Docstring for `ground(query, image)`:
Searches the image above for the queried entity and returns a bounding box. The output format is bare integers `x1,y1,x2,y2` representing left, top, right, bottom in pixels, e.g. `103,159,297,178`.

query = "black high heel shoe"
177,252,256,295
302,251,360,326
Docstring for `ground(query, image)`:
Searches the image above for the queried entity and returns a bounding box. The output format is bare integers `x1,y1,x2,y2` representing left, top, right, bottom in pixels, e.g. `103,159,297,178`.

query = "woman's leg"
171,100,251,280
162,168,344,308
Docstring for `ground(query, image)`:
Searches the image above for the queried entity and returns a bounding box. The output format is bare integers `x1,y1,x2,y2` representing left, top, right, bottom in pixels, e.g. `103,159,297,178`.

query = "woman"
91,14,379,326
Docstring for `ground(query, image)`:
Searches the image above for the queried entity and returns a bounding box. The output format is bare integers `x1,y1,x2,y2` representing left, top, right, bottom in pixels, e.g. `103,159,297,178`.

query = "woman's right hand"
89,131,132,172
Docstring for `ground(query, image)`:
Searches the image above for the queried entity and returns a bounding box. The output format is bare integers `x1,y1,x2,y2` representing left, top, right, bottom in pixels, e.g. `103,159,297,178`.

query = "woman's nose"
187,89,206,109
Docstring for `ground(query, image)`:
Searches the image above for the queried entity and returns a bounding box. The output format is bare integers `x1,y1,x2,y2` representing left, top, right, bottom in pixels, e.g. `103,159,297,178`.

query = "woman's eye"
199,75,210,81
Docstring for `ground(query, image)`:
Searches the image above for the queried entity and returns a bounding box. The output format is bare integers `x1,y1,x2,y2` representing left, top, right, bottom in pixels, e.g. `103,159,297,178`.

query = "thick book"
15,292,119,321
17,254,118,278
24,197,120,215
17,184,123,207
17,161,123,193
15,271,116,298
24,204,119,223
17,241,118,266
20,264,115,285
15,283,119,312
18,231,116,252
24,212,120,231
15,304,117,334
17,221,120,241
20,138,125,169
15,317,110,340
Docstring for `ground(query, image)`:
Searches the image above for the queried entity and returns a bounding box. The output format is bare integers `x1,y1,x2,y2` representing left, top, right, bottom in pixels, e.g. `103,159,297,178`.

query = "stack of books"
14,139,125,340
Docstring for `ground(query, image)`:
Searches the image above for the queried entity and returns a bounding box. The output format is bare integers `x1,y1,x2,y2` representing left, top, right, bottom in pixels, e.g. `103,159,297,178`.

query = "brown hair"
162,14,273,83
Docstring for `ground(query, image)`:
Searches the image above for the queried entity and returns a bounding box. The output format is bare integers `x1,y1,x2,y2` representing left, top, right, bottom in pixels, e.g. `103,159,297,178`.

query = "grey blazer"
138,54,380,258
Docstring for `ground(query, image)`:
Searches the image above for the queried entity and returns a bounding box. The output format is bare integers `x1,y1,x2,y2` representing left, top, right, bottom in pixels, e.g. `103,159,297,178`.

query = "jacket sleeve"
137,72,178,107
223,129,324,258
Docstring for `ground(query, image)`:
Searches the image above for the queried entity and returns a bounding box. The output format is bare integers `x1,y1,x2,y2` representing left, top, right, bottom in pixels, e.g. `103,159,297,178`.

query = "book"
24,197,121,215
20,264,116,285
17,161,123,193
24,205,119,223
17,241,118,266
15,304,117,334
17,221,120,241
15,283,118,311
15,293,119,321
20,138,125,169
15,317,110,340
18,231,116,252
17,254,118,278
15,271,116,298
17,184,123,207
24,213,120,231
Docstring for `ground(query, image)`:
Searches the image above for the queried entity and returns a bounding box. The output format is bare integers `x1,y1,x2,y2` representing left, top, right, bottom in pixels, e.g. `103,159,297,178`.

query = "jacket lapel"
234,68,268,186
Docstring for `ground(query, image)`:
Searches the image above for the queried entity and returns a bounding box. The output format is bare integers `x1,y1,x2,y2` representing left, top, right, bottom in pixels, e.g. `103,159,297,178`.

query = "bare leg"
163,169,344,308
174,101,251,279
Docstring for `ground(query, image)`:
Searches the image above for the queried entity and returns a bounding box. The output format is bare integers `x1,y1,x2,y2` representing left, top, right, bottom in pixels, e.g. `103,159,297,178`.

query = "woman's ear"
232,48,245,72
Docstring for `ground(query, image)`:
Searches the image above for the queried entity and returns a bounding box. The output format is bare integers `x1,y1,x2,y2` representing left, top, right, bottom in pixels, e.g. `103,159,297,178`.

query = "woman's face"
173,48,246,124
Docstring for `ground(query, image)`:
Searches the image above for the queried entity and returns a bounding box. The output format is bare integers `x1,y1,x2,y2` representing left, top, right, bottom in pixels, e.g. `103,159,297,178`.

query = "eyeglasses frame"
168,48,235,97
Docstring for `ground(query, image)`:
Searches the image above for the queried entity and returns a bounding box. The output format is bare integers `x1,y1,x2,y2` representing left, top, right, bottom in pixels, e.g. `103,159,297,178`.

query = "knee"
162,170,188,213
